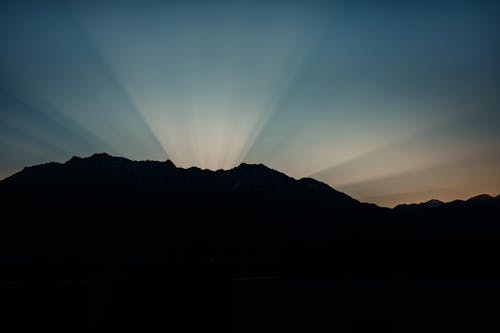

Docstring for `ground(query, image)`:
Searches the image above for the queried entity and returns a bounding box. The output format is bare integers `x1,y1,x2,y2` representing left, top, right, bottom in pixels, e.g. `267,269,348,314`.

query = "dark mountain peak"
67,153,175,169
230,162,290,180
395,198,444,210
90,152,113,159
68,152,118,161
237,162,264,167
235,162,273,172
67,152,129,165
0,154,359,207
163,159,176,168
88,152,130,163
422,199,444,208
467,194,493,202
396,194,500,212
394,203,414,210
186,166,203,172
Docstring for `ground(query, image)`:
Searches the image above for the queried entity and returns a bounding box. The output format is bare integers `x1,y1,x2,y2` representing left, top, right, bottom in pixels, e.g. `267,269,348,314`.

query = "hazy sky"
1,0,499,207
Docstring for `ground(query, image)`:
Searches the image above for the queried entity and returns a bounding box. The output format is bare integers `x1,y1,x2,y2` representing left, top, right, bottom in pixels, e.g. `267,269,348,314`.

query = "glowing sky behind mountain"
1,0,499,207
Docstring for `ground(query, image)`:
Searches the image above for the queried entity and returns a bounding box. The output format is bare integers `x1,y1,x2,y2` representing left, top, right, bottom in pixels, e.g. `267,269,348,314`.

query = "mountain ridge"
0,152,359,207
2,153,497,209
395,193,500,211
1,153,500,325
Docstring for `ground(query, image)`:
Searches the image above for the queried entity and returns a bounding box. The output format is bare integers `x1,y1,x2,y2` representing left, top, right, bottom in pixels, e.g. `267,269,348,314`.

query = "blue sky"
1,0,499,206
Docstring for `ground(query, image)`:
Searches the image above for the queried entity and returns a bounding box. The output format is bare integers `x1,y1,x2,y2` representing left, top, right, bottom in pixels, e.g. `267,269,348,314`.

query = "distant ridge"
468,194,494,202
2,153,499,210
395,194,500,211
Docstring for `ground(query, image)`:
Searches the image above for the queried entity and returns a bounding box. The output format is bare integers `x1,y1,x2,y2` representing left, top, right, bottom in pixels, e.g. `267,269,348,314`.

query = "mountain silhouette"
395,194,499,211
1,153,500,331
395,199,444,210
1,153,499,251
1,153,357,205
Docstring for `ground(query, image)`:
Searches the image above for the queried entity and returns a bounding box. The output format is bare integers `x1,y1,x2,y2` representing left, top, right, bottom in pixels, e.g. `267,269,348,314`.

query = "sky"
0,0,499,207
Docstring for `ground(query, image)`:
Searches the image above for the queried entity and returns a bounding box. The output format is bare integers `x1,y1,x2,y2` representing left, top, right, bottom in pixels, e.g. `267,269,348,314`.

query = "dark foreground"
1,154,499,331
2,242,500,332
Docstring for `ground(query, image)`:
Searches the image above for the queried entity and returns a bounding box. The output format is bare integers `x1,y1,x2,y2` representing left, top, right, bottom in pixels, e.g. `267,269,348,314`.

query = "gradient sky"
1,0,499,207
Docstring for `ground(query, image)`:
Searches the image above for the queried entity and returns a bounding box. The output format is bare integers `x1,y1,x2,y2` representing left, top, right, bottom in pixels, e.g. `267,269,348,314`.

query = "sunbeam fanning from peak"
71,1,324,170
1,0,500,206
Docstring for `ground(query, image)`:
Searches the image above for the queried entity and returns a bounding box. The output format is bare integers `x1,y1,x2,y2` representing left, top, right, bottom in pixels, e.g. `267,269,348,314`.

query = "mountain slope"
0,153,381,267
0,153,358,206
1,154,500,330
